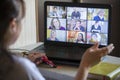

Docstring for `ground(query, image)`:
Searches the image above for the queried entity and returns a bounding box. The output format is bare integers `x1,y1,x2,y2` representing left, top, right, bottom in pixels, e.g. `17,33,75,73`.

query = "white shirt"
12,55,45,80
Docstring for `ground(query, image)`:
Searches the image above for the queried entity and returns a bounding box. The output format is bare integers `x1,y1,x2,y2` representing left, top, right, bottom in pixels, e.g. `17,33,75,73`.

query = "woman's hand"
81,42,114,68
75,42,114,80
27,52,46,65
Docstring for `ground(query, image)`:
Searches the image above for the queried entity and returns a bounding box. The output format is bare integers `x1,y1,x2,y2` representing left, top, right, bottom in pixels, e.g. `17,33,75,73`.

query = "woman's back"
0,50,45,80
0,50,28,80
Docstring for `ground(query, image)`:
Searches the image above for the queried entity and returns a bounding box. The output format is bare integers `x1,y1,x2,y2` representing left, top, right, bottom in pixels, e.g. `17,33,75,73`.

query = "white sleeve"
13,55,45,80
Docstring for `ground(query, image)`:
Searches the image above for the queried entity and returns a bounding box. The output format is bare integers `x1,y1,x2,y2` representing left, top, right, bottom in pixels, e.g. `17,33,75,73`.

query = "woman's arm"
75,43,114,80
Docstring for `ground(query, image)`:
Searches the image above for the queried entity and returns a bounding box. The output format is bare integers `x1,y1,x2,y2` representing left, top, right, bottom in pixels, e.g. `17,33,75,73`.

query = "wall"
11,0,37,48
80,0,120,56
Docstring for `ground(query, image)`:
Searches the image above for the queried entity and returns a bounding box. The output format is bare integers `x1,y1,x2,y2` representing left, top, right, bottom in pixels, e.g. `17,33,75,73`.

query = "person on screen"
68,31,76,42
93,10,105,21
71,8,81,19
91,21,101,33
73,20,85,32
76,33,84,43
49,6,61,17
47,30,59,41
89,33,100,44
49,17,65,30
0,0,114,80
67,19,75,30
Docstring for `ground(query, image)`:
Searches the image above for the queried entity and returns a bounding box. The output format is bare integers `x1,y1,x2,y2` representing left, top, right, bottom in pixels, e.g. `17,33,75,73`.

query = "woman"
49,17,65,30
0,0,44,80
76,33,84,43
47,30,59,41
89,33,101,44
0,0,114,80
93,10,105,21
91,21,101,33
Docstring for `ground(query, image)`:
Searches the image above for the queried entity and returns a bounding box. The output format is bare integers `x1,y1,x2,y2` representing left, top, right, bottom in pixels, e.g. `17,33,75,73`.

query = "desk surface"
40,64,78,77
19,42,120,80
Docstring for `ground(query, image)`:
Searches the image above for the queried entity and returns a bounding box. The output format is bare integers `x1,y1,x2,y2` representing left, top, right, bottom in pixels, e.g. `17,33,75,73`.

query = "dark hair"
0,0,25,46
0,0,25,79
77,33,84,42
0,49,15,79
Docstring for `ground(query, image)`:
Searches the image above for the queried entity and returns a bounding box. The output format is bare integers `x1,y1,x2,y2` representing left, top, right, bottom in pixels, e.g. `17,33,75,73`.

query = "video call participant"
67,31,77,42
49,17,65,30
89,33,101,44
71,8,81,19
76,33,84,43
91,21,101,33
0,0,115,80
47,30,59,41
73,20,85,32
0,0,45,80
48,6,62,17
67,19,75,30
93,10,105,21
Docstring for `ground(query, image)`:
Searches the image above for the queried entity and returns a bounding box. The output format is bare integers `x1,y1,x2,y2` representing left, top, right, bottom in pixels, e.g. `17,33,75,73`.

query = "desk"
19,42,120,80
39,64,77,80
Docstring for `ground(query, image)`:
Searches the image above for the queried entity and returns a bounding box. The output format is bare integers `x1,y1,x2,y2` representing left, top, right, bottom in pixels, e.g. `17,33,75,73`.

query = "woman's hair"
97,9,104,15
50,30,56,37
0,49,15,79
51,17,60,29
0,0,25,46
0,0,25,79
77,33,84,42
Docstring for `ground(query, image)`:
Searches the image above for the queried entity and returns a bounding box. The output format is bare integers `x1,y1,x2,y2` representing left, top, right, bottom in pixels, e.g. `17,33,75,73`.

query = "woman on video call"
47,30,59,41
93,10,105,21
76,33,84,43
49,17,65,30
0,0,114,80
91,21,101,33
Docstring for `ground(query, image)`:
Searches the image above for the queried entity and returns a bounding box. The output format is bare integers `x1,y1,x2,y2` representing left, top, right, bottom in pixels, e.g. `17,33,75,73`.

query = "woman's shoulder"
12,55,33,64
12,55,45,80
0,54,28,80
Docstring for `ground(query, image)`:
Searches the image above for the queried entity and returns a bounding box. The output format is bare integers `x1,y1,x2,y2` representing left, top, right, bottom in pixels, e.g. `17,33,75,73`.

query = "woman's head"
51,17,60,29
94,21,100,27
50,30,56,40
77,33,84,41
91,33,98,41
0,0,25,48
97,10,104,17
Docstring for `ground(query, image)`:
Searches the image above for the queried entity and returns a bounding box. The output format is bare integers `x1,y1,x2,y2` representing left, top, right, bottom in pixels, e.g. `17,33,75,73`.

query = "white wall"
11,0,37,48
